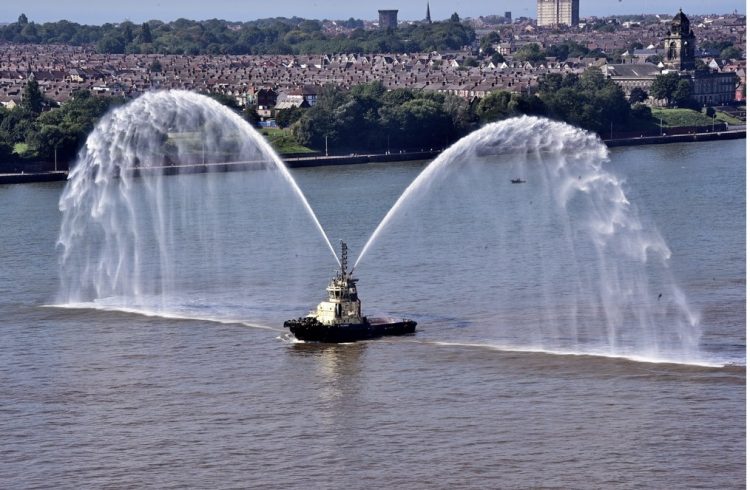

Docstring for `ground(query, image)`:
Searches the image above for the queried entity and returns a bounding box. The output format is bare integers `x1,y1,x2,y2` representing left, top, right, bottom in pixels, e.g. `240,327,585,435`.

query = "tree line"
0,68,700,165
1,14,475,55
0,83,265,164
0,81,126,163
283,68,654,154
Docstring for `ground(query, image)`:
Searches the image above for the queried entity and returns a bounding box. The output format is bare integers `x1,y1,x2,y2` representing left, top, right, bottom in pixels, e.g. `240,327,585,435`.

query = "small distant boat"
510,178,526,184
284,241,417,343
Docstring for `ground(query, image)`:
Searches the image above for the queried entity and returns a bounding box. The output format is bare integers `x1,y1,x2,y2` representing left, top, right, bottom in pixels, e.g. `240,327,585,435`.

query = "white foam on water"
424,340,732,369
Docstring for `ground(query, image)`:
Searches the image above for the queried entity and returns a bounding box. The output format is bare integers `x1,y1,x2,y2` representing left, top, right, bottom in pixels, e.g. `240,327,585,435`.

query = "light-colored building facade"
537,0,579,27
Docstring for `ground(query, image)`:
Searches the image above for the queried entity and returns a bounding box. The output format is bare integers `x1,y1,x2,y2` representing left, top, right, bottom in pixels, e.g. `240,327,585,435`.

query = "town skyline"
0,0,745,25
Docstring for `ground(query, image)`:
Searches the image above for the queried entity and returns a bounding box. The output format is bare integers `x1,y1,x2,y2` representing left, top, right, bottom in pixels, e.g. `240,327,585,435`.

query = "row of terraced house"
0,11,744,116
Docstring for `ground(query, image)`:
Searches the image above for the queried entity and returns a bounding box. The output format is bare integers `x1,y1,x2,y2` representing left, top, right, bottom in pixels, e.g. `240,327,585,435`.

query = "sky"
0,0,745,25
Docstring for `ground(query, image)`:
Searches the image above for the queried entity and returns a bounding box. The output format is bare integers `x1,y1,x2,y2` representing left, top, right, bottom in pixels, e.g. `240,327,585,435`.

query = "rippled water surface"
0,139,745,488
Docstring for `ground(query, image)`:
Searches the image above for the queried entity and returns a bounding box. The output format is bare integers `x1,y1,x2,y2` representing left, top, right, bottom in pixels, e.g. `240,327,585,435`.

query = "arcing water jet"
57,90,336,316
355,116,701,363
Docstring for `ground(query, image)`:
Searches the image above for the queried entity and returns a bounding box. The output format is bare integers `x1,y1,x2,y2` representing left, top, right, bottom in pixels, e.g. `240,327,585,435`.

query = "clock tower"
663,9,696,71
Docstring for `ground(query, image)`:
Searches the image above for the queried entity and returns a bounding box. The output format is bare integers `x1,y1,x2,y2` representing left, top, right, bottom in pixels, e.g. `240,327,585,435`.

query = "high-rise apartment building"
537,0,579,27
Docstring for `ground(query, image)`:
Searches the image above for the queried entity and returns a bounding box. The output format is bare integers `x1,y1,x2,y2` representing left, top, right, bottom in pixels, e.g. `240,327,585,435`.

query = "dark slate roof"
605,63,660,77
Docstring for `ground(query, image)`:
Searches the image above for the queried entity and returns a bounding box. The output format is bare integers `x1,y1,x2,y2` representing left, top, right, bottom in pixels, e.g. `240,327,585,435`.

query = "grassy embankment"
166,128,317,160
259,128,316,155
12,128,315,163
620,107,744,136
713,111,745,126
651,107,745,127
652,108,715,127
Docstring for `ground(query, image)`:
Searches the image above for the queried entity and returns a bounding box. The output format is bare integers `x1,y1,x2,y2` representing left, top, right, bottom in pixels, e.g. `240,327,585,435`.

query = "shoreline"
1,129,745,185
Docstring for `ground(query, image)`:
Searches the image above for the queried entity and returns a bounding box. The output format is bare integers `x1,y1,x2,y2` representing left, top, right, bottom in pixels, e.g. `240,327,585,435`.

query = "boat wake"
43,302,283,332
421,340,740,369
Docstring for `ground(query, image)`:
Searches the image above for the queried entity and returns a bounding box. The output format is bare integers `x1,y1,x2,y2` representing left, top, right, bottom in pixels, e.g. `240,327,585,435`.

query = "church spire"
425,2,432,24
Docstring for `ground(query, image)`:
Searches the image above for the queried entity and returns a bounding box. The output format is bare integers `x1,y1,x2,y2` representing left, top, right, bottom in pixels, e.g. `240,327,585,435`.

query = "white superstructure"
308,242,363,326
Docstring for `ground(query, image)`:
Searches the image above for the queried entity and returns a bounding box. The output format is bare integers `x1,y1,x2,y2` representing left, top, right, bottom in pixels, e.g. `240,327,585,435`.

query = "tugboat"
284,241,417,343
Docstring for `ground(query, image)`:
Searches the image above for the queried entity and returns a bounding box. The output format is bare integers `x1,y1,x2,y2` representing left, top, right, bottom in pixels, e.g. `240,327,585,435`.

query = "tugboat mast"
340,240,348,278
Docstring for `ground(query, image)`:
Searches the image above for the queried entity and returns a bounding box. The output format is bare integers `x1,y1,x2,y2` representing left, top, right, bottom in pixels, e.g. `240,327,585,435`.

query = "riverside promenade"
1,129,745,185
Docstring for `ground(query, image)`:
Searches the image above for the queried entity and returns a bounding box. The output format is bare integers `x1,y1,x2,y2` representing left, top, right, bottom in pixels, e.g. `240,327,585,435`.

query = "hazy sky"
0,0,745,24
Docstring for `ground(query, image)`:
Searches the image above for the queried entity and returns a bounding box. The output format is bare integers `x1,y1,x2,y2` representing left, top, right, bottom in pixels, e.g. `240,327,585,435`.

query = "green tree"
650,72,680,106
0,140,13,161
21,79,44,114
508,93,546,116
513,43,545,63
720,46,742,61
631,103,652,120
442,94,476,136
538,68,630,134
20,22,39,42
475,91,513,122
628,87,648,104
545,40,589,61
139,22,153,43
275,106,304,128
479,31,500,54
450,13,460,23
243,106,261,126
629,41,644,51
462,56,479,67
27,89,126,161
382,88,414,106
380,97,451,150
0,107,35,143
672,79,695,108
537,73,577,93
123,22,134,43
96,33,126,53
17,13,28,25
0,16,476,55
700,40,733,52
292,85,346,151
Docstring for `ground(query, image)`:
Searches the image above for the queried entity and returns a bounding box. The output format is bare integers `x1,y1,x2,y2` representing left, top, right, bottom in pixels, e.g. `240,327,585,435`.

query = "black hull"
284,317,416,343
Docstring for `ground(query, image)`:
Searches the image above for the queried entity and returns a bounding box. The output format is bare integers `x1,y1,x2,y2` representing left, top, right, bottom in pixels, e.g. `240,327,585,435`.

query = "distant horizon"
0,1,745,26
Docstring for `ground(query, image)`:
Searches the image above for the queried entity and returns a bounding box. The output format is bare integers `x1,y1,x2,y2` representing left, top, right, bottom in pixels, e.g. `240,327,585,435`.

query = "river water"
0,139,745,488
